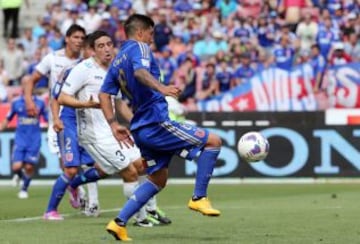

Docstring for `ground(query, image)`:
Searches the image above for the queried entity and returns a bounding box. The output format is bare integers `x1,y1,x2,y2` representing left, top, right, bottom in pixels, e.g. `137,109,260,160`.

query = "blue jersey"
7,96,47,149
273,45,295,70
101,40,169,131
216,70,233,92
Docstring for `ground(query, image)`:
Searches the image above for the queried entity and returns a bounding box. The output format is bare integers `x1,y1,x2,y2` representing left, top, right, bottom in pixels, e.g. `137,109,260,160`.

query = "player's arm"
100,69,133,147
0,102,16,131
24,70,43,116
24,54,51,116
114,98,133,123
58,93,100,108
99,91,133,147
58,63,99,109
131,44,180,98
134,68,181,98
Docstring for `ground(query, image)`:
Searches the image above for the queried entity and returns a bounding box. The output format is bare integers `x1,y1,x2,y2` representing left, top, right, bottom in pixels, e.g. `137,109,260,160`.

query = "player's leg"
187,131,222,216
17,162,34,199
138,173,171,225
11,145,23,187
141,120,221,216
44,130,80,220
17,148,40,198
107,165,167,241
79,148,101,216
106,141,171,241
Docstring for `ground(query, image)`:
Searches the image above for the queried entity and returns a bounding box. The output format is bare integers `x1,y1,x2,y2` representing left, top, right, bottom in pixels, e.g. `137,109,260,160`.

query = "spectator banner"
197,63,360,112
2,111,360,178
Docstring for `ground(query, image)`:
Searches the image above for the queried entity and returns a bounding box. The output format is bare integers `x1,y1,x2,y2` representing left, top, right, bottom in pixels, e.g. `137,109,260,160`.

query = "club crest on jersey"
65,152,73,162
195,128,206,138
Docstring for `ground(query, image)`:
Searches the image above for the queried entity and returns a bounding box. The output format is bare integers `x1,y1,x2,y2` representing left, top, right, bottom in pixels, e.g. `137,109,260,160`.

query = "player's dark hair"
65,24,86,37
124,14,155,37
88,30,112,48
311,43,320,51
84,34,92,48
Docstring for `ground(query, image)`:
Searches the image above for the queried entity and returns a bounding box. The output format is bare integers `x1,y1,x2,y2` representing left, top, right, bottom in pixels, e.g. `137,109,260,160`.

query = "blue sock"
118,180,159,224
21,173,32,191
193,147,220,199
46,174,70,212
69,168,101,189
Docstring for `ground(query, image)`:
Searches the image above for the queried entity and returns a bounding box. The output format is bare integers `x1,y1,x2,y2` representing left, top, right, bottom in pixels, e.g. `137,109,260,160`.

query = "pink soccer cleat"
43,211,64,221
67,187,80,209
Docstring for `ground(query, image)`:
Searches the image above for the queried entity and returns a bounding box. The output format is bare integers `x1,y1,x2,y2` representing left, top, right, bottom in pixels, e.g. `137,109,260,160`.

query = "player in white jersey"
25,24,84,157
24,25,99,219
58,31,169,226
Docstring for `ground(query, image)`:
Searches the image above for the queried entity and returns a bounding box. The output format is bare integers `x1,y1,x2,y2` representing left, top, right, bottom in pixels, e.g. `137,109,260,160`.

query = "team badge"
65,152,73,162
195,128,205,138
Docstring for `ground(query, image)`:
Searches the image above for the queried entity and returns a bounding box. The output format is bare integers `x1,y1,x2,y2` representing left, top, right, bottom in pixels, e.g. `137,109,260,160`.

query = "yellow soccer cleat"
106,220,132,241
188,197,221,217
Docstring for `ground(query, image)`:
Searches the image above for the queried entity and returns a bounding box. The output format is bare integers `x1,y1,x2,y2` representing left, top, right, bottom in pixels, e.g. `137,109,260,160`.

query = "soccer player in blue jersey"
100,14,222,241
43,36,100,220
0,80,48,199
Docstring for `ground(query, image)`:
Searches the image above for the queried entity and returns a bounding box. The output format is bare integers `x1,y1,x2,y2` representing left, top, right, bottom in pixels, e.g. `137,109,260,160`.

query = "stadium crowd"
0,0,359,110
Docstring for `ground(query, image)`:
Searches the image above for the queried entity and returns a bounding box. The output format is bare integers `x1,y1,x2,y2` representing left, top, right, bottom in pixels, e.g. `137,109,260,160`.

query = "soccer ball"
237,131,269,163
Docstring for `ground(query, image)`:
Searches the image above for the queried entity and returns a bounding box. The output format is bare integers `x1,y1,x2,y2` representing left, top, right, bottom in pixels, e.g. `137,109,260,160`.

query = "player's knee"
206,133,222,148
148,168,168,189
64,167,78,179
24,164,34,175
121,164,138,182
11,162,22,172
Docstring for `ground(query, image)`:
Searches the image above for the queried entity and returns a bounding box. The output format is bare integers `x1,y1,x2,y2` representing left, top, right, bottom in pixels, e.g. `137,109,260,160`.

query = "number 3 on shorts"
116,150,126,161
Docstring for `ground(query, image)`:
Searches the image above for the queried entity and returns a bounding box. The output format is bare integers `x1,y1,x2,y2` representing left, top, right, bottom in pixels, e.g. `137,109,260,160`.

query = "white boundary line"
2,205,343,222
1,178,360,186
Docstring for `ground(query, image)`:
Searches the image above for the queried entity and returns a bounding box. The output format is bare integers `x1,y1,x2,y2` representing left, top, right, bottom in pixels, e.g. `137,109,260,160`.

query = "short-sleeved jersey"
7,96,48,148
36,49,82,91
101,40,169,131
61,57,113,144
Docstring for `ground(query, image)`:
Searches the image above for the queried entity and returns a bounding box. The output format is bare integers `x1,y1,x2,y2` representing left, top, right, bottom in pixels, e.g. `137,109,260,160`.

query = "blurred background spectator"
0,0,358,112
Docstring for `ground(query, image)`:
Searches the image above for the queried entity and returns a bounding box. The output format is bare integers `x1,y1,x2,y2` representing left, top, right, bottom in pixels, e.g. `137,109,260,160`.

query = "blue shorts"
58,120,94,168
12,144,40,164
132,120,209,174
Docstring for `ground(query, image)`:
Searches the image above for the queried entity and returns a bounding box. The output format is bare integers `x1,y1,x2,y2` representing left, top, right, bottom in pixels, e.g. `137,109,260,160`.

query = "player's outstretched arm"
58,92,100,108
134,69,181,98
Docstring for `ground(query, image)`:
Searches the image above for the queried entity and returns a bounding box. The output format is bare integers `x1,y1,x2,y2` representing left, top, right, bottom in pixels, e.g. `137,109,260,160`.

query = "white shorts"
47,126,60,156
82,137,141,175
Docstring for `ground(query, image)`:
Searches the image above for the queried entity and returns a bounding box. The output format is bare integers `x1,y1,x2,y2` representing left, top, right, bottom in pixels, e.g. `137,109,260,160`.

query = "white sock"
138,175,157,212
87,182,99,206
123,181,147,222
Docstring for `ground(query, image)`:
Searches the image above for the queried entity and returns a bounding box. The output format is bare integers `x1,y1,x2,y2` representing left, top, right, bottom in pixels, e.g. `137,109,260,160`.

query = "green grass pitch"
0,183,359,244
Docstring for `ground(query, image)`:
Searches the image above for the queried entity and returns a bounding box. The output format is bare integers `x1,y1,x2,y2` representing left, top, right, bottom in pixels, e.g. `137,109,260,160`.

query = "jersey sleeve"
6,102,16,121
61,63,87,95
52,68,72,100
129,42,151,72
35,52,53,75
101,65,120,95
39,100,49,122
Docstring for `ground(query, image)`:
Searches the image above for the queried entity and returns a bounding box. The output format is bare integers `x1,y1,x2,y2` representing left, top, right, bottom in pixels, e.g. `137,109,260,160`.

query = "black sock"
14,169,23,178
114,217,126,227
192,195,205,201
